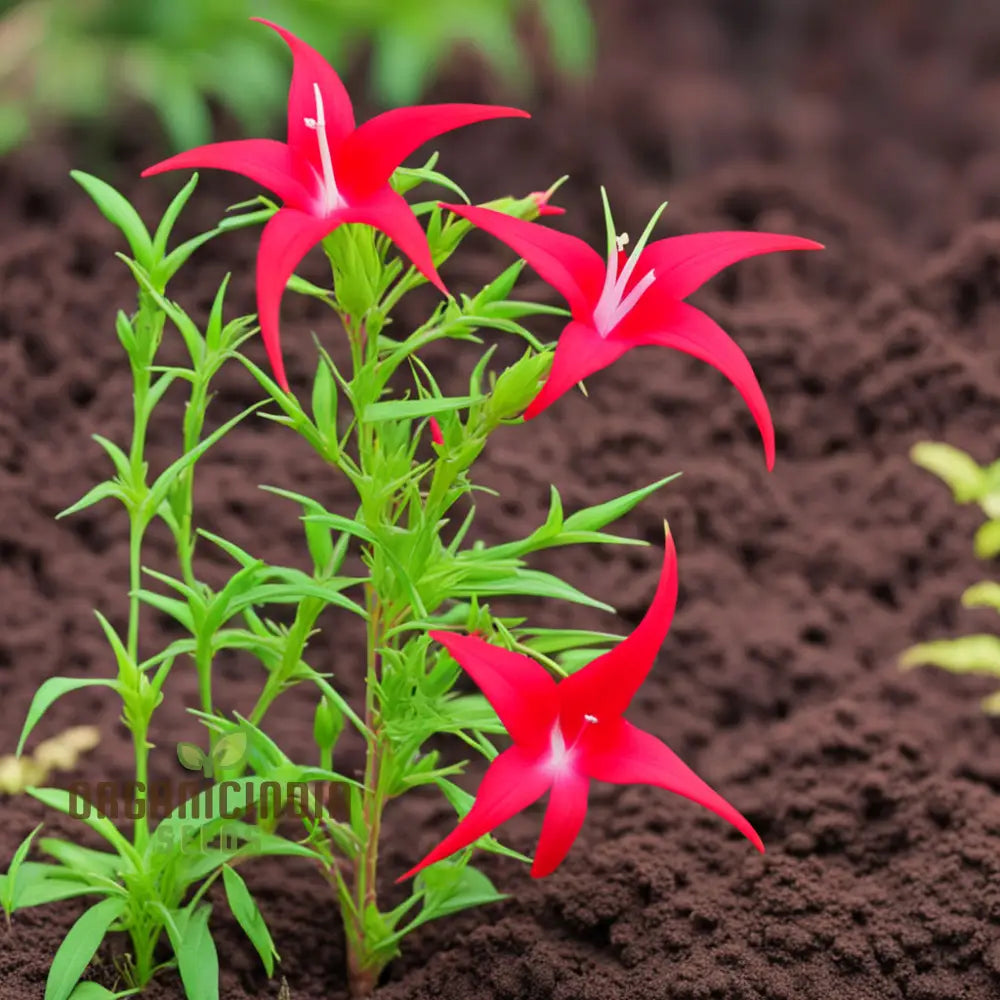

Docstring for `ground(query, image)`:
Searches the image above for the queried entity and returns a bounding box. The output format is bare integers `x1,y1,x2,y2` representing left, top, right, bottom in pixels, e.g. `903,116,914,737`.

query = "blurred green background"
0,0,593,153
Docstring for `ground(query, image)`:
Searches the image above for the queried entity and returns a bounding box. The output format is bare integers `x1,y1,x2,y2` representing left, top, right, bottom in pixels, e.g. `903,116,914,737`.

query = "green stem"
127,515,151,854
195,638,215,729
248,596,325,726
345,583,389,998
175,378,208,590
130,921,157,986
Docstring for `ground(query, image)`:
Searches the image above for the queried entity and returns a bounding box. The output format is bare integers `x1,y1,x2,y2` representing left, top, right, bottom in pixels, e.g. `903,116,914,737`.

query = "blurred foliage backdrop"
0,0,593,153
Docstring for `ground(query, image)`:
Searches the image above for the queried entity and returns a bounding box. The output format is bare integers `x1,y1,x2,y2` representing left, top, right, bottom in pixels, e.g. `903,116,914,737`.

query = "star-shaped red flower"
441,198,822,469
401,528,762,880
142,19,528,390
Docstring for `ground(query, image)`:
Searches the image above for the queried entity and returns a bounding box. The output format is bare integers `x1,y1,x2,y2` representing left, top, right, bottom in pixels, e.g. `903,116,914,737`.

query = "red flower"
528,190,565,217
429,417,445,447
142,19,528,390
441,198,822,469
401,528,762,880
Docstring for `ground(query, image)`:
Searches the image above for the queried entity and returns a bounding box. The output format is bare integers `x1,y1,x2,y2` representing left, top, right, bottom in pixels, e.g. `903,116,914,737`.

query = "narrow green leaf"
164,904,219,1000
44,896,126,1000
451,569,613,612
18,678,119,756
222,865,279,976
1,823,41,915
911,441,986,503
56,481,124,520
974,519,1000,559
27,789,138,867
71,172,153,267
363,395,484,422
15,866,109,908
91,435,133,483
133,589,195,632
144,404,261,519
159,229,224,285
311,357,337,440
962,581,1000,612
299,510,377,546
563,474,680,534
38,840,121,880
900,634,1000,675
114,312,136,355
152,172,199,259
197,530,258,569
70,981,139,999
520,627,623,654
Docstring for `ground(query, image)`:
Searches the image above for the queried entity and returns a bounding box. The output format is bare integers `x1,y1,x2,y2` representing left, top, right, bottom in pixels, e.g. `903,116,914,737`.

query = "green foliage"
902,442,1000,711
6,138,674,999
0,0,593,155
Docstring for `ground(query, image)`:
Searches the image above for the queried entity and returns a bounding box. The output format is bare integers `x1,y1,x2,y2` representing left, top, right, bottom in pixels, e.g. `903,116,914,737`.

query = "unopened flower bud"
487,351,552,422
314,695,344,754
429,417,444,447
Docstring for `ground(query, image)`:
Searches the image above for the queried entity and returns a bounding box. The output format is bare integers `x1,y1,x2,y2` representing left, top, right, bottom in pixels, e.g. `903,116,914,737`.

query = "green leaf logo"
177,742,207,772
176,731,247,777
212,732,248,772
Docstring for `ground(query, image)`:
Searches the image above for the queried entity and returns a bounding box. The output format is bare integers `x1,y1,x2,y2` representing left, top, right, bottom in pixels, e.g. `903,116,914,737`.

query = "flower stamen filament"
593,196,668,337
304,82,343,215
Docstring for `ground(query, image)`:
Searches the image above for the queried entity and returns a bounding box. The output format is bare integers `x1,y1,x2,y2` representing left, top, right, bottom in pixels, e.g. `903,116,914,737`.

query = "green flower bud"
313,695,344,754
486,350,552,423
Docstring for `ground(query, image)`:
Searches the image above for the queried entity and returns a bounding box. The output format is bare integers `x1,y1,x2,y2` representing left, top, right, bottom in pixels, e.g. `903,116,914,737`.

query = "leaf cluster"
901,442,1000,710
0,0,593,155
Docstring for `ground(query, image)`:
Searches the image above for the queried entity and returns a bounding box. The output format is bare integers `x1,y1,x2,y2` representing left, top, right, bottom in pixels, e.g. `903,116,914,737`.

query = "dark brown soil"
4,1,1000,997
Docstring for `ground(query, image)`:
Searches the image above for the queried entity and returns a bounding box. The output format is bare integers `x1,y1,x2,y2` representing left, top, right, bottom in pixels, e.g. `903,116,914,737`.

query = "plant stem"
343,583,391,998
128,504,151,854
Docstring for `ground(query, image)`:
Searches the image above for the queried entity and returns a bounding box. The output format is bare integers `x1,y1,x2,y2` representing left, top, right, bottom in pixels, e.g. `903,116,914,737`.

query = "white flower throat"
303,83,345,215
592,194,668,338
592,231,658,336
547,714,599,774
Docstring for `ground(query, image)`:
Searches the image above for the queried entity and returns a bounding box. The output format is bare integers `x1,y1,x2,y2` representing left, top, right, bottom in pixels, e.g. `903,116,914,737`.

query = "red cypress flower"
142,19,528,390
441,195,822,469
401,528,762,880
528,190,565,216
429,417,445,447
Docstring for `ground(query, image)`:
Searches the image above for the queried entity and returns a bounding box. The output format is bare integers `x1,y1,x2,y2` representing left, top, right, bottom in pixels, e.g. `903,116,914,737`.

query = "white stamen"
593,197,667,338
583,713,599,724
304,83,343,216
593,252,658,337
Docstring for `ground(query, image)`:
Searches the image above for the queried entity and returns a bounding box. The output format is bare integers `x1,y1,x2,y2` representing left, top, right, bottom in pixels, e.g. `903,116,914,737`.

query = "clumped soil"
4,1,1000,997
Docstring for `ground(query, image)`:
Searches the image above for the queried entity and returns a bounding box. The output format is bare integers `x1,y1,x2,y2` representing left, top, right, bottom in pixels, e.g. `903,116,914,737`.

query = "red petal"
440,205,605,320
251,18,355,169
338,105,529,199
256,208,338,390
560,530,678,721
430,631,558,748
529,191,565,216
522,320,629,420
625,296,775,469
142,139,309,208
398,746,550,880
584,719,764,852
531,770,589,877
339,187,447,295
639,231,823,300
